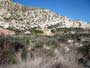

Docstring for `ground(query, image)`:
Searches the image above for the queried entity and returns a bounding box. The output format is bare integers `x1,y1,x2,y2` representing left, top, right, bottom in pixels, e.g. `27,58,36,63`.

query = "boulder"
0,28,15,36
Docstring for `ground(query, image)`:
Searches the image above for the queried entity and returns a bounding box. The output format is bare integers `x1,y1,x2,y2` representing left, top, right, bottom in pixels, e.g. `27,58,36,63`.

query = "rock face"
0,28,15,36
0,0,90,31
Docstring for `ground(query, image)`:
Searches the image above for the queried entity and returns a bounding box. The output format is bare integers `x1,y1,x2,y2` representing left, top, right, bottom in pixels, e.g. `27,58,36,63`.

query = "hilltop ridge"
0,0,90,32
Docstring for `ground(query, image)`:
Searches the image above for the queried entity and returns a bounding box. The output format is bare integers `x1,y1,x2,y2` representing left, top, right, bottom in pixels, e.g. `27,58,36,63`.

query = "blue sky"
13,0,90,22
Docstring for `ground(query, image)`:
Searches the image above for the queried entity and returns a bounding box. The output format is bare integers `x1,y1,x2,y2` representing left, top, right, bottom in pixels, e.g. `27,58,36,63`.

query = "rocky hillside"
0,0,90,32
0,1,90,68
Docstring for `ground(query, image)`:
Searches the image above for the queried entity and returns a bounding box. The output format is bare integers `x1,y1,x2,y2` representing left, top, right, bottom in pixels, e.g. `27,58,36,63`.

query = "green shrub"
0,36,30,64
31,28,43,34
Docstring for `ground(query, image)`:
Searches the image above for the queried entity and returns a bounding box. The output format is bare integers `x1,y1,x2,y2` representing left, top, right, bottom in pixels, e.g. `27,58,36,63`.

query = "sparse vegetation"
31,28,43,34
0,36,30,65
0,33,90,68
